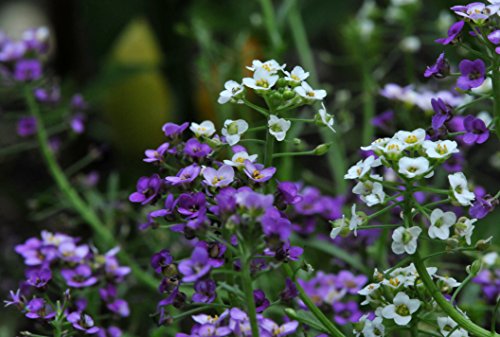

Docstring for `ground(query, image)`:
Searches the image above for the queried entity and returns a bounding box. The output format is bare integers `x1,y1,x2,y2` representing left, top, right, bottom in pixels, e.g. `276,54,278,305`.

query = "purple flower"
144,143,170,163
34,86,61,104
261,207,292,242
431,98,453,131
184,138,212,158
443,153,465,173
260,319,299,337
203,165,235,188
451,3,499,23
104,248,131,282
457,59,486,90
58,241,90,263
14,59,42,81
4,289,23,308
176,192,206,219
192,279,217,303
61,264,98,288
243,160,276,183
253,290,270,313
26,267,52,288
17,116,37,137
15,237,58,266
163,122,189,138
211,187,237,215
294,187,324,215
265,241,303,261
276,181,302,206
166,164,201,186
235,189,274,211
178,246,214,282
70,113,86,134
67,312,100,334
151,249,174,274
98,327,122,337
488,30,500,44
280,278,298,301
473,270,500,301
128,174,163,205
335,271,368,294
99,284,130,317
424,53,449,78
463,115,489,144
436,21,465,45
332,301,363,325
470,194,498,219
25,298,56,320
372,110,394,132
71,94,88,111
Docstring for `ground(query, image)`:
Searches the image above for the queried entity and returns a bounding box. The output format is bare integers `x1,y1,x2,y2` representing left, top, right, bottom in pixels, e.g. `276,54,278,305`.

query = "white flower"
391,226,422,255
318,103,335,133
361,138,390,152
394,128,426,146
428,208,456,240
242,68,279,90
423,140,459,159
398,157,431,179
294,82,327,100
330,216,348,239
362,316,385,337
218,80,244,104
345,156,382,180
358,283,381,305
349,204,363,236
223,151,258,168
454,217,477,245
284,65,309,83
246,59,284,74
437,317,469,337
448,172,475,206
435,275,461,288
381,292,420,326
221,119,248,146
268,115,291,141
482,252,498,266
381,139,407,158
352,175,385,207
190,120,216,137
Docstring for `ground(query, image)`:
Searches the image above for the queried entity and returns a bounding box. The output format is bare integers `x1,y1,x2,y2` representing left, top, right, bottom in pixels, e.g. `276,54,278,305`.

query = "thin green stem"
241,253,260,337
283,264,345,337
272,149,315,158
450,272,475,304
413,251,500,337
492,58,500,141
24,86,157,291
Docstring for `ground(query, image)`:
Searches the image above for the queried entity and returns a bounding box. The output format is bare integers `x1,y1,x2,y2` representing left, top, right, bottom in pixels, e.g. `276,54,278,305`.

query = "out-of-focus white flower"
318,103,335,133
190,120,216,137
435,275,461,289
437,317,469,337
267,115,291,141
221,119,248,146
246,59,284,74
349,204,363,236
400,36,421,53
358,283,381,305
392,226,422,255
454,217,477,245
330,215,348,239
428,208,456,240
352,175,385,207
482,252,498,266
448,172,475,206
362,316,385,337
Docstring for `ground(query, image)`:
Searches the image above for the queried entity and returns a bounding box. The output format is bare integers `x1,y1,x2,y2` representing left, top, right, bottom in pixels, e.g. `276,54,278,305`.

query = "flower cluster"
176,308,299,337
5,231,130,336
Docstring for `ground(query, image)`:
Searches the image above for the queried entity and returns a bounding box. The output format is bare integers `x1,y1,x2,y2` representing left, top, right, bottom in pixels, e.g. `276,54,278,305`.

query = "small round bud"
283,90,295,100
276,78,287,88
468,260,482,275
293,138,302,145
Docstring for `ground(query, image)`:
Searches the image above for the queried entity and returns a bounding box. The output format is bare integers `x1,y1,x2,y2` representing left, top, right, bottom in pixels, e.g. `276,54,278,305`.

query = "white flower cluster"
218,59,334,142
354,265,463,336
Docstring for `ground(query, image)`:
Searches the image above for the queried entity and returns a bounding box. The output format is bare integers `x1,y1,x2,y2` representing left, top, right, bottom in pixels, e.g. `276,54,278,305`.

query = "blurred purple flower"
436,21,464,45
16,116,37,137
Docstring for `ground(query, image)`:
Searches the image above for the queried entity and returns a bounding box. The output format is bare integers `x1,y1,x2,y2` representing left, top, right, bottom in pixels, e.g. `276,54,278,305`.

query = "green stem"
412,252,500,337
264,125,275,168
272,149,315,158
241,254,260,337
450,272,475,304
283,264,345,337
24,86,158,291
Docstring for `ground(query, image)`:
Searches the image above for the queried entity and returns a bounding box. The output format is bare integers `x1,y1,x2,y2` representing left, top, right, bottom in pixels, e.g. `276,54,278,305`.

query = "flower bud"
313,143,330,155
276,77,287,88
475,237,492,251
468,260,482,275
283,89,295,100
293,138,302,145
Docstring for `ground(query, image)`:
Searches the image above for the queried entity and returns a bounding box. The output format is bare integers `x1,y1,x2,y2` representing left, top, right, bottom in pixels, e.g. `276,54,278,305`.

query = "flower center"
405,135,418,144
436,144,448,155
395,304,410,316
252,170,264,180
227,122,239,135
306,91,315,97
270,124,283,132
402,231,412,244
255,79,269,88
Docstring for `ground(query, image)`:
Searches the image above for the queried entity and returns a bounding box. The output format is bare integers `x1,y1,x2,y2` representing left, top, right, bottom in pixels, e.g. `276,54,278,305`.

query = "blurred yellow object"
103,17,172,157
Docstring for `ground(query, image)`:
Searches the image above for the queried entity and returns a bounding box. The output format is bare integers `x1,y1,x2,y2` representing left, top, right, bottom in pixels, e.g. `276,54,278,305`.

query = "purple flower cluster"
299,270,367,325
5,231,130,336
473,269,500,302
176,308,299,337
